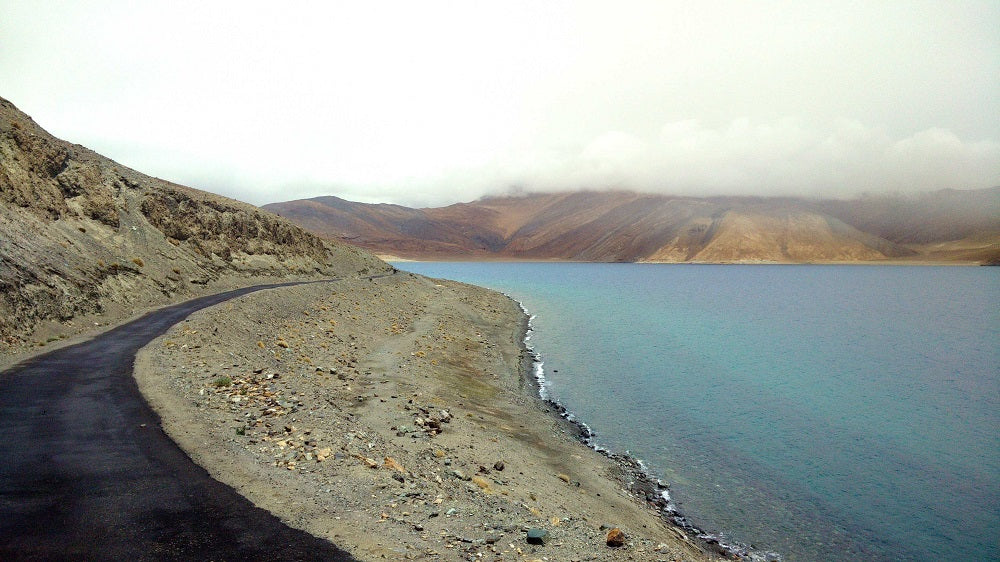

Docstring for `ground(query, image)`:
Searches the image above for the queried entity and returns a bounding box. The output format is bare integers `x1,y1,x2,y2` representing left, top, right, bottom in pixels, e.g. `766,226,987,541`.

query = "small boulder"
606,527,626,547
526,528,549,545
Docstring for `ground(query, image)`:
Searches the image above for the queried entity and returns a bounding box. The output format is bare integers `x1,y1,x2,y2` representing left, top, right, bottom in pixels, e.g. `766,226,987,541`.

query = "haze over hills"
264,189,1000,264
0,97,389,348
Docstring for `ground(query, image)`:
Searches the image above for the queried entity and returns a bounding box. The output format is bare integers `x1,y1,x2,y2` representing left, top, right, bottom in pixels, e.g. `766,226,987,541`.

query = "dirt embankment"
136,273,713,562
0,95,390,355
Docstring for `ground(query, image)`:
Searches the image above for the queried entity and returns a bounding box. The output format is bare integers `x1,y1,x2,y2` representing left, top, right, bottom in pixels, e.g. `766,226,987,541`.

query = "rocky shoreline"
134,272,716,561
516,303,777,562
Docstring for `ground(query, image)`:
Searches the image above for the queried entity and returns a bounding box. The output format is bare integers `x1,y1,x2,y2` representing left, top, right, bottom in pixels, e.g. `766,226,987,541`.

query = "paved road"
0,282,356,561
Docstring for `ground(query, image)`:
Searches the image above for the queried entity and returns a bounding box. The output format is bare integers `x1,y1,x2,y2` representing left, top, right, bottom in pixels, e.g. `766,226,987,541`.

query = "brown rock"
383,456,405,472
606,527,626,547
471,475,491,492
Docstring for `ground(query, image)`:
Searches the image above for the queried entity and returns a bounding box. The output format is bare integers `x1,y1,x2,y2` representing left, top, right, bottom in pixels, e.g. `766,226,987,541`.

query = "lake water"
395,262,999,561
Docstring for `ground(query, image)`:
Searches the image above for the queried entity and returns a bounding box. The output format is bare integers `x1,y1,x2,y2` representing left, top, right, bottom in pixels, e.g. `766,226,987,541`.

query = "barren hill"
264,189,1000,264
0,97,390,349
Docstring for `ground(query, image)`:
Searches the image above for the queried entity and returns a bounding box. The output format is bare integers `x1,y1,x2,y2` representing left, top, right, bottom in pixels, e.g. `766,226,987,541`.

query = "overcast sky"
2,1,998,207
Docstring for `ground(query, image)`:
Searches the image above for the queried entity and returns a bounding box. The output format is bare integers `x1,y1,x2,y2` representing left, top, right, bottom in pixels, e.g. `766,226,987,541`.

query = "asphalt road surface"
0,282,356,561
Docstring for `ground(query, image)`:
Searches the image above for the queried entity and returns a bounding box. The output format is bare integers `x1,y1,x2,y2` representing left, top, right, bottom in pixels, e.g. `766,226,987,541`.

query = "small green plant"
235,425,246,436
213,376,232,388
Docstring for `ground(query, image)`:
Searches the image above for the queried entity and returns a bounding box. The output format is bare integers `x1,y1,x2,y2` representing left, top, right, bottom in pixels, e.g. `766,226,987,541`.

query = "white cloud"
464,119,1000,200
1,1,998,206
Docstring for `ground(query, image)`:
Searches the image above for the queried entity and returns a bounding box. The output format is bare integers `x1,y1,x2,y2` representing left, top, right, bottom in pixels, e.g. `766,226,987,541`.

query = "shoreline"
511,298,778,562
383,257,987,266
134,274,715,560
1,271,767,559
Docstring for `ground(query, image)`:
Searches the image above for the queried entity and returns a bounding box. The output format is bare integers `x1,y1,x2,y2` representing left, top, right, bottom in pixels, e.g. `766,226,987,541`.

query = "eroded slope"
0,97,389,349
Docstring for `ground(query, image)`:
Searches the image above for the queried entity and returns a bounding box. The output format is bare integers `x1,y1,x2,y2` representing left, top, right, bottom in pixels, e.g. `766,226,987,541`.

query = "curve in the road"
0,281,357,561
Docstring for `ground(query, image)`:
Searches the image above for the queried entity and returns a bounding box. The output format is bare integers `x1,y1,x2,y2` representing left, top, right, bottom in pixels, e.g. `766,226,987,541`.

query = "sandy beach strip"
134,272,716,561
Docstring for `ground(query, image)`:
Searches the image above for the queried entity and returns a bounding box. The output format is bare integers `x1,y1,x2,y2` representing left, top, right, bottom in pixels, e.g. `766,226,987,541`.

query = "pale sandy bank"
135,273,715,561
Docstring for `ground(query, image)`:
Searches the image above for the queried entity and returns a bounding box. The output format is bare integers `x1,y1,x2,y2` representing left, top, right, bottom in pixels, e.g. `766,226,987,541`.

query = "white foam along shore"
513,297,782,562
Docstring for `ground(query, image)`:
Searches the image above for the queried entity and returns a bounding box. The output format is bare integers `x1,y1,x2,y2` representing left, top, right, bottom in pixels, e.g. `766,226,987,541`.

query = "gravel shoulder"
135,272,714,561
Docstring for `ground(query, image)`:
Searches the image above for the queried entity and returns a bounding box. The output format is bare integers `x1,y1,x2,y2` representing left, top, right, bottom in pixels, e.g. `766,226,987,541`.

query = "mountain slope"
0,97,389,348
818,189,1000,244
267,188,1000,263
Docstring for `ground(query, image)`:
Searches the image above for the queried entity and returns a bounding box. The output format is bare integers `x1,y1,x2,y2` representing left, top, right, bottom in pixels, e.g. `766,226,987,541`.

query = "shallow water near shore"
397,262,999,562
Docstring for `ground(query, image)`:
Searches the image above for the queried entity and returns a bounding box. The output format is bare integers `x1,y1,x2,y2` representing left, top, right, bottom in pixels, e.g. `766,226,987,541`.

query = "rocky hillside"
0,96,390,349
264,189,1000,263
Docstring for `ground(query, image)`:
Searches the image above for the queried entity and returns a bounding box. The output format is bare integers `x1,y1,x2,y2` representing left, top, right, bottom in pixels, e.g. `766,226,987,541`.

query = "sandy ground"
135,272,715,561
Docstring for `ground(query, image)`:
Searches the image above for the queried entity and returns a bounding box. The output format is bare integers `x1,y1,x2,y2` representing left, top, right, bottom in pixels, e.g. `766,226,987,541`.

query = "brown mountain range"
264,189,1000,264
0,97,389,348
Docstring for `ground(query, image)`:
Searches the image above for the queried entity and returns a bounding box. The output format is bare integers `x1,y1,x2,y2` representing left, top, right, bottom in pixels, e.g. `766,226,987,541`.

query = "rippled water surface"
397,263,999,561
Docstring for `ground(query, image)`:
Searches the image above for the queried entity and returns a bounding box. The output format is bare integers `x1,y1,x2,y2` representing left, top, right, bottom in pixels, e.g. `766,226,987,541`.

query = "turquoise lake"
395,262,999,561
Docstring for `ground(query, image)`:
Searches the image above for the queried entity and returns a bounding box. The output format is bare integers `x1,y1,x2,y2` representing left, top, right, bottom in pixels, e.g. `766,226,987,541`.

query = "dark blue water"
396,262,999,561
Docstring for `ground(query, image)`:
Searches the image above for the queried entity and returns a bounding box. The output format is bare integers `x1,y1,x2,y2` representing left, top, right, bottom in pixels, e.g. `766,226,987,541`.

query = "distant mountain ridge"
0,96,389,347
264,189,1000,264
